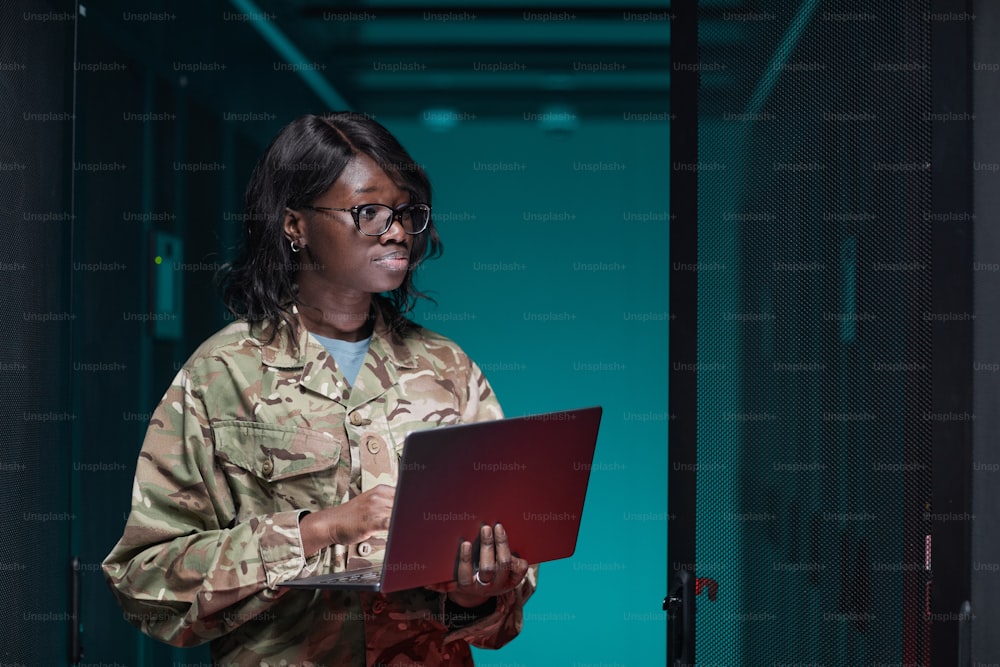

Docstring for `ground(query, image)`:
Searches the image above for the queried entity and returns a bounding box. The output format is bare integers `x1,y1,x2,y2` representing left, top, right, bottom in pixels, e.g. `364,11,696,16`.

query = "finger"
364,505,392,533
491,523,513,590
509,557,529,588
477,524,496,585
456,540,475,588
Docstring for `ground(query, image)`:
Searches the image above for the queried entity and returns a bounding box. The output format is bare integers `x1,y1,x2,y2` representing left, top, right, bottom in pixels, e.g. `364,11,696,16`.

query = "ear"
283,207,307,247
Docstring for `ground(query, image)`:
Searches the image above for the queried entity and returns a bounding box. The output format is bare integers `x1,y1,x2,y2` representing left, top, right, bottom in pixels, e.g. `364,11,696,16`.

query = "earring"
290,240,302,253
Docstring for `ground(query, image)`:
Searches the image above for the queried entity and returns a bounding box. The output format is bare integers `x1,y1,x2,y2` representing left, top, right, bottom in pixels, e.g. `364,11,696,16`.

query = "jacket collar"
255,304,419,371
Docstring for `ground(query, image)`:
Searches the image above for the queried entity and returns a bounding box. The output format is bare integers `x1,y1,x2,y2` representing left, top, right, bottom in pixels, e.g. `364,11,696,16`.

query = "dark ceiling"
83,0,677,138
80,0,787,145
249,0,672,120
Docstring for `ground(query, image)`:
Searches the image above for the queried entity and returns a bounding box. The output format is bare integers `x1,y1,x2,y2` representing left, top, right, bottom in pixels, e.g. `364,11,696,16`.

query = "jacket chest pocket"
380,392,465,461
212,420,348,518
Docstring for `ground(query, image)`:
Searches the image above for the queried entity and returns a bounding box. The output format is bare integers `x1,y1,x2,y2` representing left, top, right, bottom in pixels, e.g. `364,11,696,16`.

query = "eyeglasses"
304,203,431,236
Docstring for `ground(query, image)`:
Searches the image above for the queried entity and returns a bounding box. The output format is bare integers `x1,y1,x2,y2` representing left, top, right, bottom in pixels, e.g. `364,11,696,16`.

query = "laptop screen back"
380,406,603,592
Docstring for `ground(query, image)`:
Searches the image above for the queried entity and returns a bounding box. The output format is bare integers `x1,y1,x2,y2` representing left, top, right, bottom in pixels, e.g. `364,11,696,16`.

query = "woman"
103,113,535,665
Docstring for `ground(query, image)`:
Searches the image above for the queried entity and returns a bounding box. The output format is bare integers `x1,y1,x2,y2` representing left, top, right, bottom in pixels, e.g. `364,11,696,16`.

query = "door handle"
666,568,696,666
958,600,971,667
70,556,82,664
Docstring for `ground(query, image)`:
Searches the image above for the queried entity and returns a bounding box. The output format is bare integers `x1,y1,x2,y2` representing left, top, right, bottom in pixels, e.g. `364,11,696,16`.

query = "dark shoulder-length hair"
218,112,442,341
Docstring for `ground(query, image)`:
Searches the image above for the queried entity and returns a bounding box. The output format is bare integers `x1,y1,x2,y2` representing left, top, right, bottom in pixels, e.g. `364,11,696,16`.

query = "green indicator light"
154,256,162,265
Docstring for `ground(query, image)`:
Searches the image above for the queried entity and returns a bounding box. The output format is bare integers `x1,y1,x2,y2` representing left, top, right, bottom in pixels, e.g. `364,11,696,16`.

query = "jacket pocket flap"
213,420,343,480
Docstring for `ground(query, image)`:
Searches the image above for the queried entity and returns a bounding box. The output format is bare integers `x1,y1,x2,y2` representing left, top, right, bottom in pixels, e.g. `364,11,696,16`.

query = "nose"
379,212,408,244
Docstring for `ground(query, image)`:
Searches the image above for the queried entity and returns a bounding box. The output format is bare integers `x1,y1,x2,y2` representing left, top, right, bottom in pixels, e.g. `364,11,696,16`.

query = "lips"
374,250,410,271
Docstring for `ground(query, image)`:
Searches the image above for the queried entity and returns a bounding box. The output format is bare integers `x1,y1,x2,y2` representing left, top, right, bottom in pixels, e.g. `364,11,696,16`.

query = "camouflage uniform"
103,308,536,666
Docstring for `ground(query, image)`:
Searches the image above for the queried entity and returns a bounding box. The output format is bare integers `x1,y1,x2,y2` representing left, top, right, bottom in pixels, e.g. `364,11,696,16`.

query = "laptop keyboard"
319,568,381,585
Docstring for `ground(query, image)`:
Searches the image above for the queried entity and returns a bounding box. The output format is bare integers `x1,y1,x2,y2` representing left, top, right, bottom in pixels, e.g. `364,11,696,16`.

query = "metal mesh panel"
695,2,932,664
0,0,73,663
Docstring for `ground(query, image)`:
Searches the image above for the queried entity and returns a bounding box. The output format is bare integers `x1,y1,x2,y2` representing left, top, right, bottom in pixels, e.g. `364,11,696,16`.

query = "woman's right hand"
299,484,395,555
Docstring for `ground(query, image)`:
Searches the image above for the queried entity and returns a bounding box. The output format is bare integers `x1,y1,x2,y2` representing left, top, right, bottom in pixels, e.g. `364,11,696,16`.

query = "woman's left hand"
427,522,530,607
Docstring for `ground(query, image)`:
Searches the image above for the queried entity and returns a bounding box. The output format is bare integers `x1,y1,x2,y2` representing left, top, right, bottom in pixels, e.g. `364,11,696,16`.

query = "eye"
357,205,382,222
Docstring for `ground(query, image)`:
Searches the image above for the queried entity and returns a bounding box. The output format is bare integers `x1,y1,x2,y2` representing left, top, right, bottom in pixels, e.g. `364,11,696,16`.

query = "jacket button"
261,458,274,478
366,437,381,455
372,599,385,614
349,412,363,426
358,541,372,557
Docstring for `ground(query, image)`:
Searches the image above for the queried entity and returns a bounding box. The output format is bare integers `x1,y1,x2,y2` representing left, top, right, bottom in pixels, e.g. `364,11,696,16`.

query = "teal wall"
389,117,670,665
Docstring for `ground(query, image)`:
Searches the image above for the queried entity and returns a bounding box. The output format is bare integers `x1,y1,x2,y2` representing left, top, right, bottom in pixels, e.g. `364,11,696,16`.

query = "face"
284,154,413,299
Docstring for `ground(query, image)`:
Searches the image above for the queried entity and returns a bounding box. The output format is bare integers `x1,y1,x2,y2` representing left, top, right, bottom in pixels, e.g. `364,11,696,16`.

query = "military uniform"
103,308,536,666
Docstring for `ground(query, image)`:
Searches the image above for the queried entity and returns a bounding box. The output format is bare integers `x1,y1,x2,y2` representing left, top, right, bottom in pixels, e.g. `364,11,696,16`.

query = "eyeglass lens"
356,204,430,235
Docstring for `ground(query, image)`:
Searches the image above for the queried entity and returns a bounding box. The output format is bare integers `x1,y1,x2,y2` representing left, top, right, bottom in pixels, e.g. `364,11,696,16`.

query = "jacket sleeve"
443,359,538,649
101,368,322,647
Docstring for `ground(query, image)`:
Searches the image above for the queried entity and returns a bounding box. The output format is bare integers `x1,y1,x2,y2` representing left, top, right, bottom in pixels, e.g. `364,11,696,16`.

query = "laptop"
280,405,603,593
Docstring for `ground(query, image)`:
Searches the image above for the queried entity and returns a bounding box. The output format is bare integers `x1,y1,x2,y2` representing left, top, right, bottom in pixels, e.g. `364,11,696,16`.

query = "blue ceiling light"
536,104,579,133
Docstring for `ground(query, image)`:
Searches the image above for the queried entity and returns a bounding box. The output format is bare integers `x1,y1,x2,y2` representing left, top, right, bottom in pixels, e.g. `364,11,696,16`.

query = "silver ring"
474,570,490,586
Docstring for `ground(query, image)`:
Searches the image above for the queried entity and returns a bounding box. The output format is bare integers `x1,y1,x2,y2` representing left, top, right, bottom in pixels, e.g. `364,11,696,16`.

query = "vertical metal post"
667,0,699,664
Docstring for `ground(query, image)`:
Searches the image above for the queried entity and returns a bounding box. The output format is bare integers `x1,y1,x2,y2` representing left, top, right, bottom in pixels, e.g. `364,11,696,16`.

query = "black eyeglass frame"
303,203,432,236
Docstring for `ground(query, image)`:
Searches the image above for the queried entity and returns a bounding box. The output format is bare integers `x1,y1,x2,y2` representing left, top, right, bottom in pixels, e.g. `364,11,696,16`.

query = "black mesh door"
0,0,74,663
669,1,971,664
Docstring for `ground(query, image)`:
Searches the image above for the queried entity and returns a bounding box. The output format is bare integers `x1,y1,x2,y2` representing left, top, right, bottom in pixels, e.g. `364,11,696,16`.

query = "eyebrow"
354,185,380,194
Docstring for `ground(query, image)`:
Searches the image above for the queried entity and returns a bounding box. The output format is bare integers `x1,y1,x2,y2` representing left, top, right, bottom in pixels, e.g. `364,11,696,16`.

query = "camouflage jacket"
103,308,536,666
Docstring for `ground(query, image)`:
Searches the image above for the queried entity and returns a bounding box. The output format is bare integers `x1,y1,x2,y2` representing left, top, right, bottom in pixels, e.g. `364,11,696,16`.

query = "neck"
295,283,375,342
